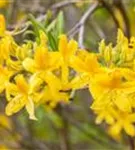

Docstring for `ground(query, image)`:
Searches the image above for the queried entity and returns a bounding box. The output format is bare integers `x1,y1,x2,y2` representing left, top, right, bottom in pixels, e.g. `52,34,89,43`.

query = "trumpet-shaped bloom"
58,35,78,88
69,50,106,90
5,75,38,120
90,69,135,112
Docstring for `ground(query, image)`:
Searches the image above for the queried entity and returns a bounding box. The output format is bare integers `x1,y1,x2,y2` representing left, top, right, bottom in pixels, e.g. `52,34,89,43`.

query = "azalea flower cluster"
1,14,135,139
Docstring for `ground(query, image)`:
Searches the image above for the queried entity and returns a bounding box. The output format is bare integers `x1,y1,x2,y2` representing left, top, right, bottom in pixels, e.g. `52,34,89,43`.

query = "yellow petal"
58,35,68,57
70,73,89,89
124,123,135,136
67,39,78,58
40,86,51,103
70,56,87,73
26,98,37,120
114,94,131,112
61,63,69,85
34,46,49,69
108,122,122,137
106,114,115,125
95,112,105,124
23,58,36,73
6,95,26,116
15,75,29,94
0,14,6,36
48,52,61,70
43,71,61,91
5,82,18,101
39,30,48,46
128,113,135,122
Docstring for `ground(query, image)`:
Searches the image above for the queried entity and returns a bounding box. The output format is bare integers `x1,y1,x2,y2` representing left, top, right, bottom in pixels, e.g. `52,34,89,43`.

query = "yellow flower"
69,50,105,89
71,50,101,74
98,29,135,69
5,75,37,120
0,35,18,63
58,34,78,88
23,36,60,73
5,42,31,72
90,69,135,113
23,49,62,91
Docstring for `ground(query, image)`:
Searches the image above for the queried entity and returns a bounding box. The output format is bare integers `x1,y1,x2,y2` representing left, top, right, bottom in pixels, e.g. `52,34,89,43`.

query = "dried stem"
78,25,84,48
68,2,98,35
128,136,135,150
68,1,99,48
51,0,80,9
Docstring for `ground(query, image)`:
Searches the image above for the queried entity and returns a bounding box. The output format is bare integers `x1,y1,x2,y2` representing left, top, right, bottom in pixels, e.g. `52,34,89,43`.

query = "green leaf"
28,14,46,38
44,10,53,28
48,32,57,51
56,11,64,36
46,19,56,33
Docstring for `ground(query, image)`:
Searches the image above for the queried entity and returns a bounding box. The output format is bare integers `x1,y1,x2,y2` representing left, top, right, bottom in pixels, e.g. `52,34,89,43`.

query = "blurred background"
0,0,135,149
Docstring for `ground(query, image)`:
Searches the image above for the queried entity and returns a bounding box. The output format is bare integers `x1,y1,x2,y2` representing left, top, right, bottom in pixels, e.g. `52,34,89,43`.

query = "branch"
68,2,99,47
99,0,120,29
51,0,80,9
78,25,85,48
113,0,130,38
128,136,135,150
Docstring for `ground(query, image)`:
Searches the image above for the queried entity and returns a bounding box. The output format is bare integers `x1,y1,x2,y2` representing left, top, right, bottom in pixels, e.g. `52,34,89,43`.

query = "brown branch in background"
113,0,130,38
128,136,135,150
99,0,120,29
78,25,85,48
51,0,81,10
68,2,99,47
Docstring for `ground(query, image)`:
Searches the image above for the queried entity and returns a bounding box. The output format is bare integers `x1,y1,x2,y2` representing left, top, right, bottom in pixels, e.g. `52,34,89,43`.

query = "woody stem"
128,136,135,150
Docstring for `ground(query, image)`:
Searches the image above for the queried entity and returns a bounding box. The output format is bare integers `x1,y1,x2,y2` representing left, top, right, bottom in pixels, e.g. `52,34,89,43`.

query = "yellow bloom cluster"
0,14,81,121
1,14,135,139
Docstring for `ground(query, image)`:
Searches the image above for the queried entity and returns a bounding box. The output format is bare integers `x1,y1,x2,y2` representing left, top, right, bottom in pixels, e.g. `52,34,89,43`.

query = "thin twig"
51,0,80,9
68,2,99,37
51,0,94,10
78,25,84,48
128,136,135,150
